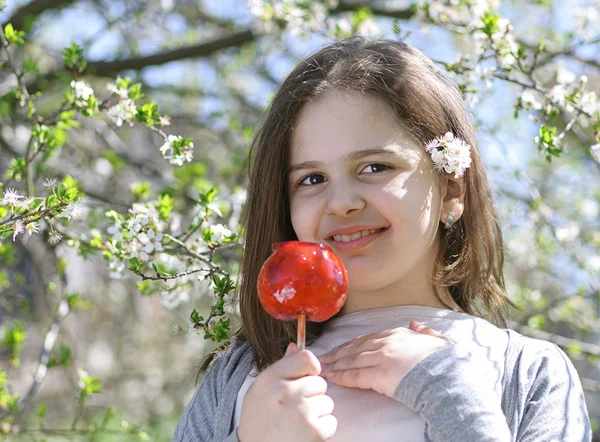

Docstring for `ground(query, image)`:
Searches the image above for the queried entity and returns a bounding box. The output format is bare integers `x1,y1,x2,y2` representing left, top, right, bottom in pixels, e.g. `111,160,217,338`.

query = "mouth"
328,227,386,243
328,226,389,251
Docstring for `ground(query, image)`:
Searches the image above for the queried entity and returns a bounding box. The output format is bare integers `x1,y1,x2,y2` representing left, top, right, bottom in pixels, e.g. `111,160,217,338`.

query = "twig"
18,299,70,407
0,201,70,228
511,323,600,358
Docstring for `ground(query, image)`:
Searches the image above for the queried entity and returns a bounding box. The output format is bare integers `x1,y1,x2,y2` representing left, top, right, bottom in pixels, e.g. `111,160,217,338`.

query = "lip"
325,225,389,238
325,227,389,252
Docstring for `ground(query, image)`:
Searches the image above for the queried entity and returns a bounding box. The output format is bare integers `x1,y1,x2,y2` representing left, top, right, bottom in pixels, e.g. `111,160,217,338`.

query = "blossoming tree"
0,0,599,439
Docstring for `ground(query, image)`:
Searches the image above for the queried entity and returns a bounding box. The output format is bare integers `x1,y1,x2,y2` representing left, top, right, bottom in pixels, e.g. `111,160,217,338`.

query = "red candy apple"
257,241,348,349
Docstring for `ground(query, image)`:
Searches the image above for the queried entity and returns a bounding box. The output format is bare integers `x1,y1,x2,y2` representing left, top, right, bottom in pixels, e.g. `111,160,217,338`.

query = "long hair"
199,37,515,375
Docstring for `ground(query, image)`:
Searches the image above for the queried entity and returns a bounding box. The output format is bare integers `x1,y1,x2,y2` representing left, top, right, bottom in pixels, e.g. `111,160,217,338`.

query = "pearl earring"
444,214,454,230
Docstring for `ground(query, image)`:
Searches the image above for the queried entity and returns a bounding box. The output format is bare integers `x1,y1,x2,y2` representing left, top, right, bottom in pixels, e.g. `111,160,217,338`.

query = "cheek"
289,197,313,239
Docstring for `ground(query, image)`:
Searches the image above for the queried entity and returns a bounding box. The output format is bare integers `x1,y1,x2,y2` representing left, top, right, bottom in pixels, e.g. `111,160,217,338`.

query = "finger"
410,321,453,343
323,366,380,391
292,375,328,398
272,349,321,379
322,350,381,374
286,342,298,355
303,394,335,418
315,414,338,440
319,339,384,365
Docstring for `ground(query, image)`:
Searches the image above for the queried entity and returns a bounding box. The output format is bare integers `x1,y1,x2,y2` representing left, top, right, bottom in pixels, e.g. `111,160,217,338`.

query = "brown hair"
199,37,516,375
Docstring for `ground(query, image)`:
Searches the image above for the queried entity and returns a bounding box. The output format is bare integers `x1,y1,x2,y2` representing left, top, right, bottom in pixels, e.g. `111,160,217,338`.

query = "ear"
439,175,465,224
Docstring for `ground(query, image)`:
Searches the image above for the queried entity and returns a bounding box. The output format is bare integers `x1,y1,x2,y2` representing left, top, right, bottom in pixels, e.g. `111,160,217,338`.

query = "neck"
339,274,462,316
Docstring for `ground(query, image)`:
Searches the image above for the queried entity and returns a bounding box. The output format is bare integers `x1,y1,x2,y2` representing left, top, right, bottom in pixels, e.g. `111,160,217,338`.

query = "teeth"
333,228,383,242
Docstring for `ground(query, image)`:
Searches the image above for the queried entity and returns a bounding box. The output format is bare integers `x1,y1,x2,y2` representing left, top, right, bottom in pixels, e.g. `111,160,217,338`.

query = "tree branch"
333,1,415,20
512,324,600,358
3,0,76,31
18,299,70,407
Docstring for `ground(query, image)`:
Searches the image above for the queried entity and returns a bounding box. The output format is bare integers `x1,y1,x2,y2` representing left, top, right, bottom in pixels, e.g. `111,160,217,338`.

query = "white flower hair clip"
424,132,472,178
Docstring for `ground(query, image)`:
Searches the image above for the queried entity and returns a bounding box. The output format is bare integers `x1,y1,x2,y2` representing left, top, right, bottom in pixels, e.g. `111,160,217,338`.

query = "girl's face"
287,91,456,313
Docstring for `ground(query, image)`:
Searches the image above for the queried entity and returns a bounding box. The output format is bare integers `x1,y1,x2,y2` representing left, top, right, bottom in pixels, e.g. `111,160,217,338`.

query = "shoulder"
503,328,587,407
206,340,254,387
502,330,592,440
506,328,577,377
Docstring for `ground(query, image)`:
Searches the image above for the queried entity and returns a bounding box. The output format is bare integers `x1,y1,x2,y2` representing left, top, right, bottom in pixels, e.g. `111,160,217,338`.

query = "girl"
172,38,592,442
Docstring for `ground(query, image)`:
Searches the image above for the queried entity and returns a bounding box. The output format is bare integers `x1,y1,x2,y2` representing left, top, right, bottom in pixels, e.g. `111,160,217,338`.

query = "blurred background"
0,0,599,440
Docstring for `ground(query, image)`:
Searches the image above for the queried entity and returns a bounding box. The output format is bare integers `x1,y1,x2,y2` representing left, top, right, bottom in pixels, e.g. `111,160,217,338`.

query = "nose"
326,182,366,218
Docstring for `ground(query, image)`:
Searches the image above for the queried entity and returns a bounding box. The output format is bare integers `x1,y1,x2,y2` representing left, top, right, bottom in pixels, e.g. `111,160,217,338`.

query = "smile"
332,228,386,242
327,227,388,252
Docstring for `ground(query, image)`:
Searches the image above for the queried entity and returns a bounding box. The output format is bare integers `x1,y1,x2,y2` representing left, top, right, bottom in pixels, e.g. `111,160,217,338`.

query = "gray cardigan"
173,329,592,441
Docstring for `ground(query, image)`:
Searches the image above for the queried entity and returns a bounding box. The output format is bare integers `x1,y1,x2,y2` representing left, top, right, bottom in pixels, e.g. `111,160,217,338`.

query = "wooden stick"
297,313,306,351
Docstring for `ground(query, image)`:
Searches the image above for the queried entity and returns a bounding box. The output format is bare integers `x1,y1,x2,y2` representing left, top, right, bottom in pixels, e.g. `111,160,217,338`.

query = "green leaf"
36,402,48,419
212,317,230,342
157,194,173,220
28,197,43,211
66,294,92,310
480,11,501,37
4,23,25,45
102,150,125,173
61,42,87,73
199,187,218,205
115,75,131,90
77,368,103,399
527,314,546,331
130,182,151,199
129,83,144,100
190,308,201,324
58,345,71,366
1,322,26,368
136,280,153,296
105,210,124,223
22,59,39,74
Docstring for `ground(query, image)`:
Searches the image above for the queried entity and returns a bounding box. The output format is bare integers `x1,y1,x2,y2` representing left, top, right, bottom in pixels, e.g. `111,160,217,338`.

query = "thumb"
285,342,298,356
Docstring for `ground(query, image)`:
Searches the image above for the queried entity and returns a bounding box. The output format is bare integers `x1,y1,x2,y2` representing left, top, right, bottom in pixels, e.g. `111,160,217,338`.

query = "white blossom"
107,219,125,242
137,228,164,255
580,91,599,115
555,223,580,243
213,335,238,361
171,323,183,335
70,80,94,101
108,256,126,278
159,134,194,166
127,213,150,235
106,82,129,99
43,177,58,189
48,230,62,245
12,220,24,241
107,99,138,127
210,224,233,243
521,90,543,110
2,188,23,207
549,83,568,108
25,221,39,236
424,132,472,178
128,238,149,261
61,202,83,220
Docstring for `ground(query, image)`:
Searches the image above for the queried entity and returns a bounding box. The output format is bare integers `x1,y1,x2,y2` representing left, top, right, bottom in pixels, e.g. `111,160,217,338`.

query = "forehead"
289,91,423,163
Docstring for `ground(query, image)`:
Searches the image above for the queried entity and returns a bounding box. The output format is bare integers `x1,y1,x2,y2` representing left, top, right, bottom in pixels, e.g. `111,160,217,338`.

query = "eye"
361,163,392,174
298,173,327,187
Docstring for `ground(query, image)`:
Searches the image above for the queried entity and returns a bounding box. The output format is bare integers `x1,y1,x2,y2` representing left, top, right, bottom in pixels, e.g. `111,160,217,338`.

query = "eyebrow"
287,147,400,175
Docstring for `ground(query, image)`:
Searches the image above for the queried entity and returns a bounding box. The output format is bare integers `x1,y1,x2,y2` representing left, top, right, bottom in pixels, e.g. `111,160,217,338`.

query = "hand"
318,320,453,399
237,342,337,442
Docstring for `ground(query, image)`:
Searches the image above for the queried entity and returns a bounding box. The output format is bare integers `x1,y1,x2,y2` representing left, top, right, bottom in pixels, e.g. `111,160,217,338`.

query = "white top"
233,305,509,442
